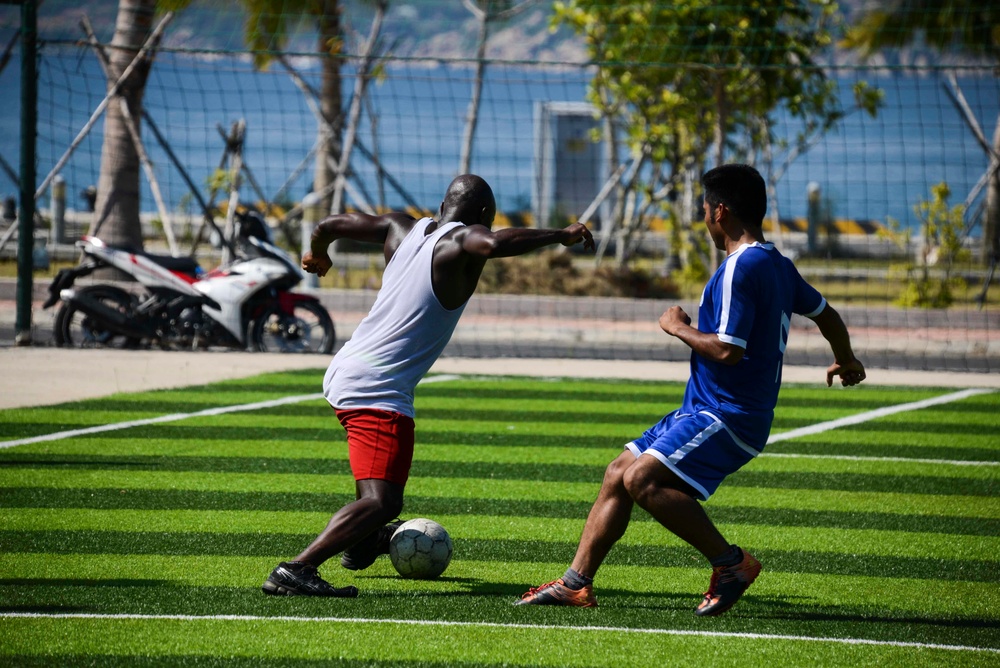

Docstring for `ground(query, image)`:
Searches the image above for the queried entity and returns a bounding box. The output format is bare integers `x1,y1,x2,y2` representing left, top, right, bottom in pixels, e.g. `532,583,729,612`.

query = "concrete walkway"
2,278,997,410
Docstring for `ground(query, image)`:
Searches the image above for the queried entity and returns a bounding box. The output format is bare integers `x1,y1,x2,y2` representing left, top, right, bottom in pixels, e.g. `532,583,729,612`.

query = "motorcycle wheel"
250,300,335,354
54,285,141,349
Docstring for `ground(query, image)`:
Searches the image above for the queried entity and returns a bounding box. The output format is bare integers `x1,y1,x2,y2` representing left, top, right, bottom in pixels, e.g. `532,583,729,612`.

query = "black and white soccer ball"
388,518,453,579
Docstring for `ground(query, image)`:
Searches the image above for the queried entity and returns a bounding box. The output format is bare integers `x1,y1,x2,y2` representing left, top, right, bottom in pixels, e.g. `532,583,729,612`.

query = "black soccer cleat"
340,519,404,571
262,561,359,597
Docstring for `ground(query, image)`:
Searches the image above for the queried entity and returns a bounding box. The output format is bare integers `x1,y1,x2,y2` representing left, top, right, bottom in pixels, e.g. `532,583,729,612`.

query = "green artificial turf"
1,372,998,666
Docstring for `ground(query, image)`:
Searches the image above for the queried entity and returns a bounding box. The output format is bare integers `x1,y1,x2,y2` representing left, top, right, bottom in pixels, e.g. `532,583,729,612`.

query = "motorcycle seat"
139,252,202,276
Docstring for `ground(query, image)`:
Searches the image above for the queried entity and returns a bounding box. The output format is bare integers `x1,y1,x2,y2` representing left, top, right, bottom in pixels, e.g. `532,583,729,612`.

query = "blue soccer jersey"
679,242,826,450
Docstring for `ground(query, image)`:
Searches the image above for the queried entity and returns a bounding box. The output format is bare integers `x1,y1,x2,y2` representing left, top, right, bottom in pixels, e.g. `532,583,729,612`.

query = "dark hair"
701,164,767,227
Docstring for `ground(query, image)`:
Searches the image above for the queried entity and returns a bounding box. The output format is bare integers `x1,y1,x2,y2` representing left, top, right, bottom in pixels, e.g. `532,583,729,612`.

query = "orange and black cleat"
695,549,762,617
514,578,597,607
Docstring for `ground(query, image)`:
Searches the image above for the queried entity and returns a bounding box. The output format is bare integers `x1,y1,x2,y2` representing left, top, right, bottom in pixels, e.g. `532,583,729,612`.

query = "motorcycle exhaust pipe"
60,289,150,340
42,260,102,309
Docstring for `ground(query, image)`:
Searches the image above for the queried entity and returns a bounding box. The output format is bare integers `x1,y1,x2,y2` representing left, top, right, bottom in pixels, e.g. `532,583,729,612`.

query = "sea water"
0,50,996,234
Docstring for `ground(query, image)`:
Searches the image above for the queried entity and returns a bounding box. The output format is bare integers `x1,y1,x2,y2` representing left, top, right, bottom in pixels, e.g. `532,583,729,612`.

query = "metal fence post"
15,0,37,346
51,174,65,244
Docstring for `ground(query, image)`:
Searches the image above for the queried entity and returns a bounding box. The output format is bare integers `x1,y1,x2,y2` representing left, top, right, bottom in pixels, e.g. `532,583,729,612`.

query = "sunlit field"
1,371,997,666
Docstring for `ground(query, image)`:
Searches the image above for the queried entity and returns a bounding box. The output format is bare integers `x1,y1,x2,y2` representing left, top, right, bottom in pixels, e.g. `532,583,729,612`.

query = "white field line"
0,374,461,450
1,381,994,468
765,387,996,447
765,452,1000,466
1,612,997,654
0,394,321,449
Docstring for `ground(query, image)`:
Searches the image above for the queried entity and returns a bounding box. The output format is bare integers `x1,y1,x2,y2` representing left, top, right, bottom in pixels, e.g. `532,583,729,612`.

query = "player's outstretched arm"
460,222,594,259
810,304,866,387
303,212,413,277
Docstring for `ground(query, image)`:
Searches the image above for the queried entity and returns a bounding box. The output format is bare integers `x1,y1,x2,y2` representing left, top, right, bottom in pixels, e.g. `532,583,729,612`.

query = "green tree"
843,1,1000,266
552,0,855,268
894,182,970,308
843,1,999,60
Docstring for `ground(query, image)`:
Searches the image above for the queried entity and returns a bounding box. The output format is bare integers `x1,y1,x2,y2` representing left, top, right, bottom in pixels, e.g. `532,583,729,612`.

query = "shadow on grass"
356,573,528,599
3,586,997,655
3,577,997,648
0,578,170,588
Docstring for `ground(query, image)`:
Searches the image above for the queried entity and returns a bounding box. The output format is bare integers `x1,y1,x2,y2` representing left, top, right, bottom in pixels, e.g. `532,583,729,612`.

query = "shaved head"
439,174,496,228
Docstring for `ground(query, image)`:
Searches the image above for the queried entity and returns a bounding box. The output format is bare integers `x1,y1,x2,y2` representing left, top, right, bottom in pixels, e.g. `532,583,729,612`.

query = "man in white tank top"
263,174,594,597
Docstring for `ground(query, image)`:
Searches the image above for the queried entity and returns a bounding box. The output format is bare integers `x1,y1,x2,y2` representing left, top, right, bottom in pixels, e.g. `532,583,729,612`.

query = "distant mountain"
8,0,992,69
12,0,584,63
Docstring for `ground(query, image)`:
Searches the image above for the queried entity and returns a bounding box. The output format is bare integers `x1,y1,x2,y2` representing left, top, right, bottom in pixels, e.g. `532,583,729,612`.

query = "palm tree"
90,0,160,250
85,0,196,254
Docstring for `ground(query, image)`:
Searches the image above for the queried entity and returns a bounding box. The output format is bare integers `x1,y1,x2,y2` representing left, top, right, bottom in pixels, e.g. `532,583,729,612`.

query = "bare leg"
623,454,729,560
569,451,637,578
294,478,404,567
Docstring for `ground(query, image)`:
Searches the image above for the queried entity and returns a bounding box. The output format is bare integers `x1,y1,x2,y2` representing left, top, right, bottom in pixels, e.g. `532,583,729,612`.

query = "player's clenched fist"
659,306,691,336
561,223,595,251
302,251,333,277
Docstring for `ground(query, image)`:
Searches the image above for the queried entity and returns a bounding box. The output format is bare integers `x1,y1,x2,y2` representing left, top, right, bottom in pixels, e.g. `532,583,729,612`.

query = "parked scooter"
42,211,335,354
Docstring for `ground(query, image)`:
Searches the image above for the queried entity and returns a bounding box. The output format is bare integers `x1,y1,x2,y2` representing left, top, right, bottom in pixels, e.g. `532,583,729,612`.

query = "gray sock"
561,568,593,590
709,544,743,568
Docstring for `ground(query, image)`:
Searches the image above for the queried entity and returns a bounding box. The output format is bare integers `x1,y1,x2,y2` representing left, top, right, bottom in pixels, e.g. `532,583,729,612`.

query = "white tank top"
323,218,467,417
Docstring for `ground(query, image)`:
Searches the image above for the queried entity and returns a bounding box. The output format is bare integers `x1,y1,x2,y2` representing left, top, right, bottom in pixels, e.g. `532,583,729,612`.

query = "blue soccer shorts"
625,410,760,501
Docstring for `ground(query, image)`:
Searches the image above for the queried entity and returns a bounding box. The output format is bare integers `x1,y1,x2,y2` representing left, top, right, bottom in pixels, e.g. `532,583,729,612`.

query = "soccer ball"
388,518,453,579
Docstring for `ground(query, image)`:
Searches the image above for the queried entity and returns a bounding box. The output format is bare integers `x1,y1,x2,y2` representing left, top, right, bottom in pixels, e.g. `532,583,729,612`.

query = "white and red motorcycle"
43,214,335,354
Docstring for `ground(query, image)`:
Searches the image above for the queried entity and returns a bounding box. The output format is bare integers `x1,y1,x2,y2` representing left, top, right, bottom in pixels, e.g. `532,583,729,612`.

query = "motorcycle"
42,212,336,354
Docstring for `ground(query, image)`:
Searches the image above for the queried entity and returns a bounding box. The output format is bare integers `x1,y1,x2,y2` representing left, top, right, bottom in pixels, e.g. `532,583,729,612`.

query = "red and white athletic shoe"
514,578,597,607
695,549,762,616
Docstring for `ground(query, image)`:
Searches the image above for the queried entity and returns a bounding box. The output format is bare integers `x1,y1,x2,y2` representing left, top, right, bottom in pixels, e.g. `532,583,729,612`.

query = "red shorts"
335,408,415,485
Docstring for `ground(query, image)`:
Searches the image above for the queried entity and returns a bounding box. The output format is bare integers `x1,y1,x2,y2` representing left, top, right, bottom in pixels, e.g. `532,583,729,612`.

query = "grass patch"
0,372,997,665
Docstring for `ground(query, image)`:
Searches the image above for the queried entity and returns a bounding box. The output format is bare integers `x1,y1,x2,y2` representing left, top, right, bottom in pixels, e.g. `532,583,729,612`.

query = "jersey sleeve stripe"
802,297,827,318
717,250,743,336
717,333,747,348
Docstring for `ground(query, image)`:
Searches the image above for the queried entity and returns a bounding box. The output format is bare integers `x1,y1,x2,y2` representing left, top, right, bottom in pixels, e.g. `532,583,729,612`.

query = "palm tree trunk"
90,0,156,250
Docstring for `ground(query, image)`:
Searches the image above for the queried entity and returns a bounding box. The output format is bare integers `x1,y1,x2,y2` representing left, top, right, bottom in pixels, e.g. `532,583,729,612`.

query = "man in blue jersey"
517,163,866,616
